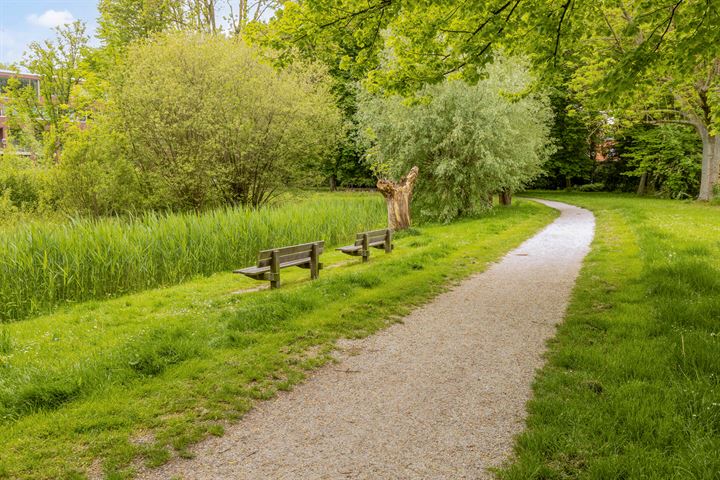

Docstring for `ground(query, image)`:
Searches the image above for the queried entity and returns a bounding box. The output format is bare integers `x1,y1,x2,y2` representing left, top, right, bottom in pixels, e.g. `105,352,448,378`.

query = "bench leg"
310,243,320,280
385,230,393,253
362,233,370,263
270,249,281,289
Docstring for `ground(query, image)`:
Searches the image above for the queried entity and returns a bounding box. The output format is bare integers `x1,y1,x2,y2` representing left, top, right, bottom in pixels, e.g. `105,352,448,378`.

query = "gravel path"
140,199,594,480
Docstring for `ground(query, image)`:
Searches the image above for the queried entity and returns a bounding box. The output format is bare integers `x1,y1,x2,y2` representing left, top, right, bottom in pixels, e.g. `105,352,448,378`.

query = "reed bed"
0,194,385,322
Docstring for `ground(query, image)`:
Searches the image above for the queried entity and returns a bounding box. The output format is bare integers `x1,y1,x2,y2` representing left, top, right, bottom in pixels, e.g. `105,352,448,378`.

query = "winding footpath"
141,199,595,480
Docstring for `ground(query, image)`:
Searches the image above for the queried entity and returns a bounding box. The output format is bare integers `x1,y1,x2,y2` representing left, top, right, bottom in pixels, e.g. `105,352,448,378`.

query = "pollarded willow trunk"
498,190,512,206
376,166,419,230
698,133,720,201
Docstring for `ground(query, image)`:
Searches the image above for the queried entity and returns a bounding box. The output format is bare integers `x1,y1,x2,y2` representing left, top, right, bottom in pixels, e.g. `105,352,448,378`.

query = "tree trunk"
329,175,337,191
376,166,418,230
698,132,720,201
637,171,647,196
485,193,494,208
498,190,512,206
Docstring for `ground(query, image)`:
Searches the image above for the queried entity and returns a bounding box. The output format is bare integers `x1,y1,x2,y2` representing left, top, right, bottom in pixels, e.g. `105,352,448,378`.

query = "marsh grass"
0,193,384,323
0,200,555,479
499,193,720,480
0,329,10,354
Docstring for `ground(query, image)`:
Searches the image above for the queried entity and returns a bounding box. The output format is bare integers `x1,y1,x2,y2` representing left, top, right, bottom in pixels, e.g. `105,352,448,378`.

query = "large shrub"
357,56,554,222
115,32,342,209
53,120,144,216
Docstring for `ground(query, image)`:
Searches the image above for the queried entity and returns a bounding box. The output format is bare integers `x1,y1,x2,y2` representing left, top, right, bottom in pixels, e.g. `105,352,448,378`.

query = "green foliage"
274,0,719,198
534,85,595,189
0,199,554,478
357,56,554,221
3,22,89,160
573,182,605,193
249,3,379,189
0,194,384,323
98,0,187,50
0,154,54,216
622,125,702,199
53,121,143,216
114,32,342,209
499,193,720,480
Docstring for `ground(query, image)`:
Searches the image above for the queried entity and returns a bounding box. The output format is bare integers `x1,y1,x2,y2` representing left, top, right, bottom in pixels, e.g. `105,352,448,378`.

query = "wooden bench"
336,228,393,262
234,241,323,289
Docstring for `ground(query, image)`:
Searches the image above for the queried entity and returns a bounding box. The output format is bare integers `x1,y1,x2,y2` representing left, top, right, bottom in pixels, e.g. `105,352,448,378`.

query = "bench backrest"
257,241,324,267
354,229,391,246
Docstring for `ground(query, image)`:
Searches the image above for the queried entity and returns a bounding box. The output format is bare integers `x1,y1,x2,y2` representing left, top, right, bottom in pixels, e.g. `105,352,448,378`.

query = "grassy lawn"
499,193,720,479
0,199,555,479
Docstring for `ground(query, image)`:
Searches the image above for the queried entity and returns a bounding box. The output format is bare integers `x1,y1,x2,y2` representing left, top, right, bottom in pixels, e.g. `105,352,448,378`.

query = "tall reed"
0,194,385,322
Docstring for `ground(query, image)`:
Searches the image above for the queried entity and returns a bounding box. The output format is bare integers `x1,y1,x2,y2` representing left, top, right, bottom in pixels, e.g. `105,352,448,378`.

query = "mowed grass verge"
499,193,720,479
0,199,556,479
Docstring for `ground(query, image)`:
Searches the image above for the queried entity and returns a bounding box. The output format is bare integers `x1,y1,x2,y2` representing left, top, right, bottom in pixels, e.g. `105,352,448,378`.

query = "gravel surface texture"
139,199,595,480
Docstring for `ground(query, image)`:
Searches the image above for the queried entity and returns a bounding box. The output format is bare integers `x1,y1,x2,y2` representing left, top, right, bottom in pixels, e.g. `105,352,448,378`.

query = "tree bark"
485,192,494,208
498,190,512,206
637,171,647,195
673,86,720,201
698,132,720,201
376,166,418,230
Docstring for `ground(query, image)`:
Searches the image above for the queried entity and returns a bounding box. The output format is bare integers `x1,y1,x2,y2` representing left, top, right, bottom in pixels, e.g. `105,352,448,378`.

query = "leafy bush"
574,182,605,192
52,122,144,216
357,56,554,222
113,32,342,209
0,154,53,214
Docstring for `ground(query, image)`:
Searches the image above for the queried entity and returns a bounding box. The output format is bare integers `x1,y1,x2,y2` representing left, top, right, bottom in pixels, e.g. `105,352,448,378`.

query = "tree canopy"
357,56,554,221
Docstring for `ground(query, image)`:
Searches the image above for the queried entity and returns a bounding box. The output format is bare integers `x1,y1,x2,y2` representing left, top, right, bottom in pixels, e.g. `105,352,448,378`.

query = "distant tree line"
1,0,715,223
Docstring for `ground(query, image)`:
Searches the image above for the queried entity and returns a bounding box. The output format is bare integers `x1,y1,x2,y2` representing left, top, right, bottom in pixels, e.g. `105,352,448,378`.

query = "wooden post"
270,249,280,289
361,234,369,263
384,229,393,253
310,243,320,279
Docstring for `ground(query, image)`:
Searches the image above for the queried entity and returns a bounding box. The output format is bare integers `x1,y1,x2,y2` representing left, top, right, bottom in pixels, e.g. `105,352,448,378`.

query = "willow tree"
357,56,554,223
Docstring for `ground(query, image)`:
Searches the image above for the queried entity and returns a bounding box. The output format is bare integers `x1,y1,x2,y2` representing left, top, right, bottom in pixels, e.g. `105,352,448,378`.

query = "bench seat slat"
369,240,389,247
233,265,270,280
336,245,362,256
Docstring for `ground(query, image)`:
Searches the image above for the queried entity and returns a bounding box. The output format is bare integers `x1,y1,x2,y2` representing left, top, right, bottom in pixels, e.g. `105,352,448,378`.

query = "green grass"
0,193,385,323
0,199,555,479
499,193,720,480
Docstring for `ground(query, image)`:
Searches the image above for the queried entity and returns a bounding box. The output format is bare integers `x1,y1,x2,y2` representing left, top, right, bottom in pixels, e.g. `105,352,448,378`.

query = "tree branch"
654,0,684,52
553,0,572,61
